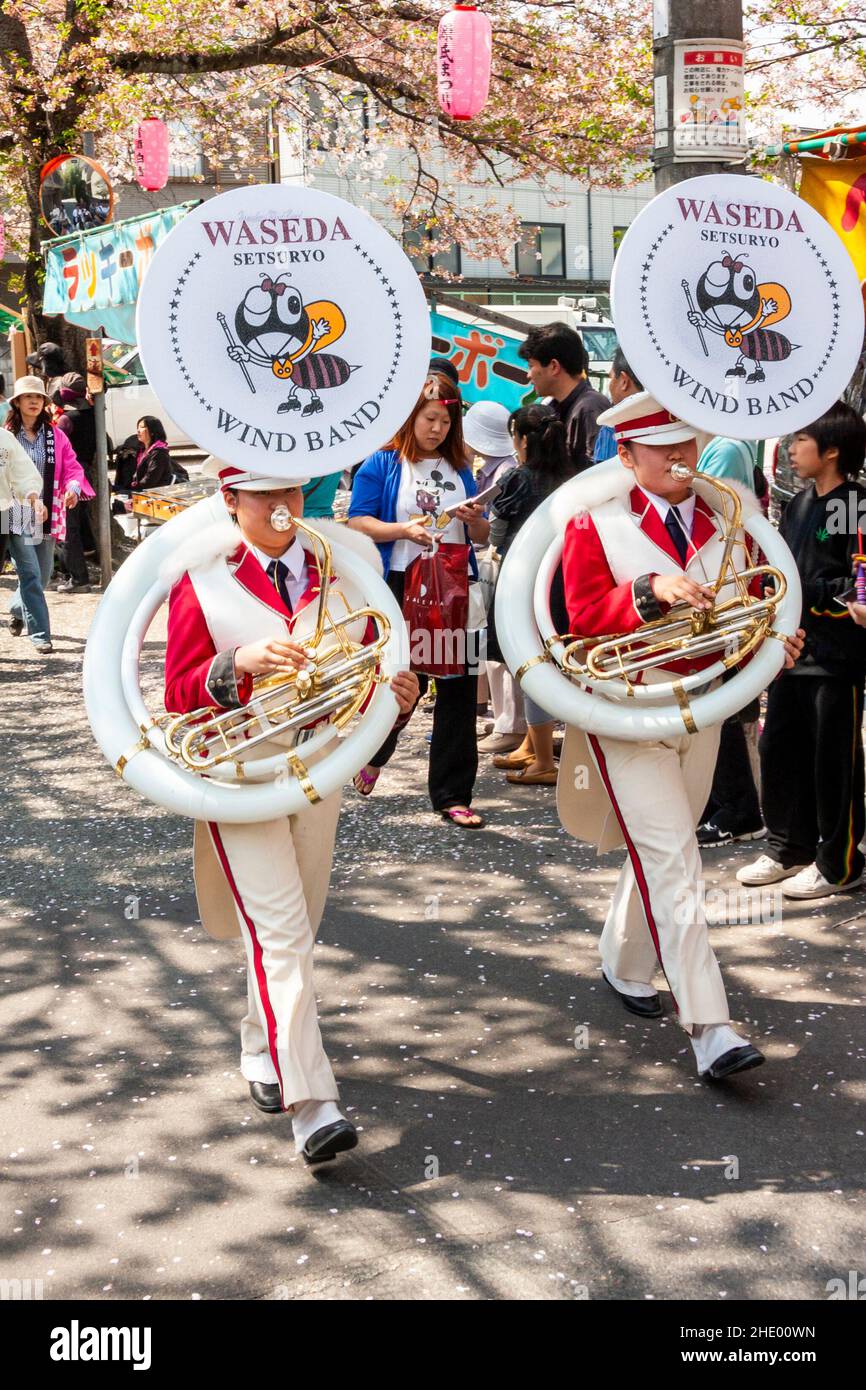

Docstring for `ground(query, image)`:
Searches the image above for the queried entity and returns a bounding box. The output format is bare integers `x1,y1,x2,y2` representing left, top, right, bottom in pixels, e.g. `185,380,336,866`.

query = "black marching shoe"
302,1119,358,1166
603,968,663,1018
249,1080,283,1114
9,614,24,637
704,1045,765,1081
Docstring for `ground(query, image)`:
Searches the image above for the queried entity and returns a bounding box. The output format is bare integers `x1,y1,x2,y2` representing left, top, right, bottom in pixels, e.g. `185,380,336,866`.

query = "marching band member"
163,458,418,1163
558,393,803,1080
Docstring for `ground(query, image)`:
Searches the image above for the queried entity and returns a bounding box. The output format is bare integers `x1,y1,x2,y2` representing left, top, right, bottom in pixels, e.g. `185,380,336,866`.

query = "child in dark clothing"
739,401,866,899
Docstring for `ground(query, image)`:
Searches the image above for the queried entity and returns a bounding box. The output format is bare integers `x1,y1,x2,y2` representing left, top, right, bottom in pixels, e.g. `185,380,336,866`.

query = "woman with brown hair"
348,373,490,827
5,375,93,654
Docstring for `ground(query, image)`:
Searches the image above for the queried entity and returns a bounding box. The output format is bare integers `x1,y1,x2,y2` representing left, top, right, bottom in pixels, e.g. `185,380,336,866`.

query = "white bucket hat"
200,456,311,491
10,375,50,403
462,400,514,458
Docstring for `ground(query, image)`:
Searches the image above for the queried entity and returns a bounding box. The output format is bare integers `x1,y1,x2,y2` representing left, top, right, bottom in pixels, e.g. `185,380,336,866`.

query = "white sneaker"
736,854,808,886
781,863,865,900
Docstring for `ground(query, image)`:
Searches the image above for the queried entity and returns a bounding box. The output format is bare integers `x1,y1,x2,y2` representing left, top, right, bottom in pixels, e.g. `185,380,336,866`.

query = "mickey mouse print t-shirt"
389,457,467,573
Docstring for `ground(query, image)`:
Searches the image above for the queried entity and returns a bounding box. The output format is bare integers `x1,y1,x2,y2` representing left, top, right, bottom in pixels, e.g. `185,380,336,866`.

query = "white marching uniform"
164,517,379,1108
558,407,763,1032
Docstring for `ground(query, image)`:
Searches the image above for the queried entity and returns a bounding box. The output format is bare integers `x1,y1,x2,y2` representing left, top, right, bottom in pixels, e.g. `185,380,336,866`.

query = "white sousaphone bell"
495,458,802,741
83,182,431,823
83,490,409,823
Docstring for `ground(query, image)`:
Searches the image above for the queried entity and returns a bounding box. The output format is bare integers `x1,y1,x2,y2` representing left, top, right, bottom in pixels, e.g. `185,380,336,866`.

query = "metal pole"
653,0,745,192
92,387,112,590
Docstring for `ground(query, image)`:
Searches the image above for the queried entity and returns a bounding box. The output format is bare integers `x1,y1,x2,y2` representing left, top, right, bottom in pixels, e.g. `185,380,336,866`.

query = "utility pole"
85,333,113,590
653,0,746,192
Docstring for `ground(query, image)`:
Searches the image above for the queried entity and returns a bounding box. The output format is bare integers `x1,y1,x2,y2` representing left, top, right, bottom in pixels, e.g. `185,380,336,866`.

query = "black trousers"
369,569,479,811
703,716,763,832
760,672,865,884
60,498,97,584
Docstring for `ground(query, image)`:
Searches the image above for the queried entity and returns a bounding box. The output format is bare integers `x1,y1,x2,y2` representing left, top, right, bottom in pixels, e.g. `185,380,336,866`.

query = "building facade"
278,117,653,305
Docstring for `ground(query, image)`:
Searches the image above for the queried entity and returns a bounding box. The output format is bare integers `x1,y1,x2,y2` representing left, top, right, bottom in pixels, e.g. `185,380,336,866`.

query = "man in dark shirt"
518,322,609,473
738,401,866,900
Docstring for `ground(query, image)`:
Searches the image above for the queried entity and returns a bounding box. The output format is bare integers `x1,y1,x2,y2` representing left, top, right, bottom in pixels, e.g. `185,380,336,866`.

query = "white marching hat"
596,390,699,447
201,456,311,491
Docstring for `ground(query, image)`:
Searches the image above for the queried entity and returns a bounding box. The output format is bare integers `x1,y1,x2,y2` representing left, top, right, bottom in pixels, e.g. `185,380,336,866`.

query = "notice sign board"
674,40,747,160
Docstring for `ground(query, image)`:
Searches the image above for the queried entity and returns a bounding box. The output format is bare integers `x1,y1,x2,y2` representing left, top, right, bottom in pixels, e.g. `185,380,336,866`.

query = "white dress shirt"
639,486,696,536
248,537,309,610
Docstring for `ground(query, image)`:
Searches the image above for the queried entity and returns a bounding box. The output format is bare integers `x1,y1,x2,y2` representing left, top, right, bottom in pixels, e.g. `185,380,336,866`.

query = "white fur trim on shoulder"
548,459,762,532
301,517,383,576
549,460,632,533
159,520,240,588
158,514,383,590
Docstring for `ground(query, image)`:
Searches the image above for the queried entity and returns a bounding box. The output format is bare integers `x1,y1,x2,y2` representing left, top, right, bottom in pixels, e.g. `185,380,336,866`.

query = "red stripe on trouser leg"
209,822,286,1109
587,733,679,1012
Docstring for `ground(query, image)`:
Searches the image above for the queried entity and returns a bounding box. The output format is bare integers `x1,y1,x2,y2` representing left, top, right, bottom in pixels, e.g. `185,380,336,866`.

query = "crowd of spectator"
6,321,866,892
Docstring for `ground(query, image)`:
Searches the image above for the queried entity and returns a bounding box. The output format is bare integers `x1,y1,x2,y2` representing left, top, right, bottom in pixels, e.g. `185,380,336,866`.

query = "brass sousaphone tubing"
560,465,787,688
160,516,391,772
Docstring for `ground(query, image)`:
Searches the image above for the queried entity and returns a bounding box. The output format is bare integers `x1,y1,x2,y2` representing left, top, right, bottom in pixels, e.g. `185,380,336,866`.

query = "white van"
103,345,191,451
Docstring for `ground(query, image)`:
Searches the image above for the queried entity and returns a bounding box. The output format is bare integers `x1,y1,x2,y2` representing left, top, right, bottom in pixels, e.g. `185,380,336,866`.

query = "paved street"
1,581,865,1302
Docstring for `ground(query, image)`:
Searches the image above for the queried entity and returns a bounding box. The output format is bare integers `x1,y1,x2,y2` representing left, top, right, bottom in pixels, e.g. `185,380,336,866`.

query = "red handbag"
402,542,470,677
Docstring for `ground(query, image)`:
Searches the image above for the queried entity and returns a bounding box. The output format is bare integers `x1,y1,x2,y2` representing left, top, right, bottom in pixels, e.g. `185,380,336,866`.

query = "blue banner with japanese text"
429,309,534,411
43,203,196,343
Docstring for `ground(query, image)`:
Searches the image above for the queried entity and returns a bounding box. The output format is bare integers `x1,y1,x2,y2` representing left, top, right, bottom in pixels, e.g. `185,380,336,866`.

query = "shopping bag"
474,544,500,612
402,542,470,678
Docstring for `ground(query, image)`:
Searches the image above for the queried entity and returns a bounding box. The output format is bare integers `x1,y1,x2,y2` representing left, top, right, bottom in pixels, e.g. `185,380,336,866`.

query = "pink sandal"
353,765,381,797
439,805,485,829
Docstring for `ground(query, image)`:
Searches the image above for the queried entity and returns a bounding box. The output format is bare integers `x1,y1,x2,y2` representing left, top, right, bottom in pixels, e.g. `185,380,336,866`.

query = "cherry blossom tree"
0,0,863,345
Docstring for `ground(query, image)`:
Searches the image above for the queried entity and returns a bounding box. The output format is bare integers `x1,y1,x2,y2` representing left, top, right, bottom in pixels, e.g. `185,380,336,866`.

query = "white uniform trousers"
209,789,342,1109
588,723,729,1031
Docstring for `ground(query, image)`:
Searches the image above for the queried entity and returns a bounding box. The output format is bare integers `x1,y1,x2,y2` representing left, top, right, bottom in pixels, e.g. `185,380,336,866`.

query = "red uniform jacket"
562,485,760,678
164,542,323,714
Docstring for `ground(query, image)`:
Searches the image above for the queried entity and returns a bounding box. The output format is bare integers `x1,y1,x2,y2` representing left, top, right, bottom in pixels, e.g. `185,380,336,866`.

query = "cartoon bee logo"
683,254,798,384
218,273,357,416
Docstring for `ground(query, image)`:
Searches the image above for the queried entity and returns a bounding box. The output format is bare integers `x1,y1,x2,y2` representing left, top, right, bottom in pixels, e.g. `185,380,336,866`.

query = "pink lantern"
437,5,492,121
134,119,170,192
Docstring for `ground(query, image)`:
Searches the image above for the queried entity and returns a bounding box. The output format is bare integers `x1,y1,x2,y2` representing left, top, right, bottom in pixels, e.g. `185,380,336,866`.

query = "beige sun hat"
9,375,50,403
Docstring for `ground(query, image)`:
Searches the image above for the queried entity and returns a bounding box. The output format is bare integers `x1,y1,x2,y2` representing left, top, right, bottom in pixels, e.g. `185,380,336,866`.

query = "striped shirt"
9,427,47,536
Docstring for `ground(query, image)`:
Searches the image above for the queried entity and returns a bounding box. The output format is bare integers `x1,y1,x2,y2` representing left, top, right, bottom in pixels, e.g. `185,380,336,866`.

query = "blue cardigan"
349,448,479,577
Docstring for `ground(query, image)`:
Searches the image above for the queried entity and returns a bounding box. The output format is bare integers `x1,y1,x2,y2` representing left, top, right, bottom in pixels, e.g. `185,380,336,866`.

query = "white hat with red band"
596,390,699,447
201,457,311,491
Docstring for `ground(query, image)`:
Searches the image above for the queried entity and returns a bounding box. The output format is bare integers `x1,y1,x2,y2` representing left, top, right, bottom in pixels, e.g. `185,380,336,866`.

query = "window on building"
167,121,205,180
515,223,566,277
404,226,461,276
612,225,628,259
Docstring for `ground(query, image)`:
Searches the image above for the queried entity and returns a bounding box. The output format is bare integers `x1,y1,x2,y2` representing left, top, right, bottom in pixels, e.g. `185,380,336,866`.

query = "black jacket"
487,465,572,662
554,378,610,474
57,402,96,470
131,442,174,492
780,480,866,679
